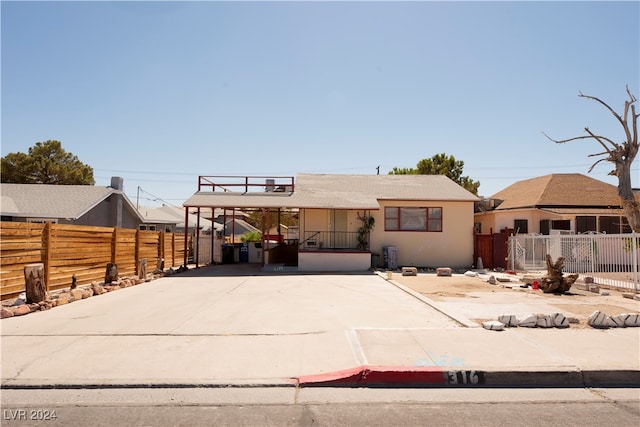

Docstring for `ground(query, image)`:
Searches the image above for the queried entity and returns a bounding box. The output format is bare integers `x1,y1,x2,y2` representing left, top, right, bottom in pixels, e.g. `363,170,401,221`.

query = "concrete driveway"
1,266,459,387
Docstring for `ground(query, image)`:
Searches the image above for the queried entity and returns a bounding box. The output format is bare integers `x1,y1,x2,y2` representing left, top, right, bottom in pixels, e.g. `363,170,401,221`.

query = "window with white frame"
384,207,442,232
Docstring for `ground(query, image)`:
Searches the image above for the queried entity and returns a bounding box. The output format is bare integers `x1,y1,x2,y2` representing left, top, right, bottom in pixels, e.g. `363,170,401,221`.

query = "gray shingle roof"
183,173,479,209
0,183,116,219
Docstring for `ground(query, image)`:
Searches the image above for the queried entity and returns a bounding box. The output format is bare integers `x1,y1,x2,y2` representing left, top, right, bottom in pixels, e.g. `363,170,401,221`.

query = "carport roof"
183,173,478,209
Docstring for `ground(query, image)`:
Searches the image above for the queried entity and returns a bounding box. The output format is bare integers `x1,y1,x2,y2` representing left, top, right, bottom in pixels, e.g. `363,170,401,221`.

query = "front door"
329,210,348,249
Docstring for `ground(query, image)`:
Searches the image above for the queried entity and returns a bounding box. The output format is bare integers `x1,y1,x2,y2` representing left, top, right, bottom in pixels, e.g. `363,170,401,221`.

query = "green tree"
390,153,480,195
1,140,94,184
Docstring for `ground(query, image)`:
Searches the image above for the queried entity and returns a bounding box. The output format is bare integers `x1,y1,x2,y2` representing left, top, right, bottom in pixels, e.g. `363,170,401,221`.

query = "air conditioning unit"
265,179,275,192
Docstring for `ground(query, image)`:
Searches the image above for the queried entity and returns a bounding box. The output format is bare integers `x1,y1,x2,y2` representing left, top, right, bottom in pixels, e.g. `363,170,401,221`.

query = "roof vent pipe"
110,176,124,191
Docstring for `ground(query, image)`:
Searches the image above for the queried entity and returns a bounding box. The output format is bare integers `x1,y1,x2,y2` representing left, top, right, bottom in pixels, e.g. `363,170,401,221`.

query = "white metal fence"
508,233,639,291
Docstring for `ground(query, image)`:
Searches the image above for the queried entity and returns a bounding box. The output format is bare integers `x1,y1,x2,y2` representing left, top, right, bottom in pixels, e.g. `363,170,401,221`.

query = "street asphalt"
1,264,639,389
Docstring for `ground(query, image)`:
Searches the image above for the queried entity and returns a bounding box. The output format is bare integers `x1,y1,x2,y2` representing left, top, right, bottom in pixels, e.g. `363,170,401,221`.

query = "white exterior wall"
298,251,371,272
369,200,475,268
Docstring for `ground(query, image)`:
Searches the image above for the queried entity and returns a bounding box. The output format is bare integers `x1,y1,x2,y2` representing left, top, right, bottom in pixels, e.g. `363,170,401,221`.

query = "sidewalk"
1,266,638,389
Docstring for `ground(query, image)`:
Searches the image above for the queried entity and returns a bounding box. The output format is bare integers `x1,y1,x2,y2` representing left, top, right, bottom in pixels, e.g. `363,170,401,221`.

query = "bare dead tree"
544,86,640,232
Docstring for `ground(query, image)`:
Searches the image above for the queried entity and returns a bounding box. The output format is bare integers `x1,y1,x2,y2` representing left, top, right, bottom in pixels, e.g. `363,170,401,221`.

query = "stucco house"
183,174,479,271
474,173,634,235
0,177,144,228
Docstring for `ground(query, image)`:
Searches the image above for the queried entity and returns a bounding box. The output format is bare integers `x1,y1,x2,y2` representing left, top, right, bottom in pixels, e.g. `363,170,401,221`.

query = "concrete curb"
297,365,640,388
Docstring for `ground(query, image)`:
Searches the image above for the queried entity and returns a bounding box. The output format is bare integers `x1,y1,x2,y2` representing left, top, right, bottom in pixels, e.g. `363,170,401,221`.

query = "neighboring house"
474,173,634,235
138,205,220,234
183,174,479,271
0,177,144,228
223,218,260,243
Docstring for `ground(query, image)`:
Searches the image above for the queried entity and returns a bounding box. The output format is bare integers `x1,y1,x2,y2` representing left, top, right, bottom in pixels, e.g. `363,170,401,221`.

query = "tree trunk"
539,255,577,294
105,263,118,284
24,263,47,303
616,164,640,232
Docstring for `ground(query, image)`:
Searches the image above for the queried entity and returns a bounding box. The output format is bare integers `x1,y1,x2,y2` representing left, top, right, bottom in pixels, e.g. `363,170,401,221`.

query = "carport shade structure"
181,174,385,268
181,176,298,268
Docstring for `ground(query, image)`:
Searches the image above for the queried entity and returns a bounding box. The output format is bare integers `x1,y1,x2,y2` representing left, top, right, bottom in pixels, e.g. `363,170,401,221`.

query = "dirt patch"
390,272,640,328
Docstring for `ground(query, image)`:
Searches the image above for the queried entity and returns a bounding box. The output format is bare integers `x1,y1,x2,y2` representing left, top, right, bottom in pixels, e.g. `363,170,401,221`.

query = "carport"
182,176,298,269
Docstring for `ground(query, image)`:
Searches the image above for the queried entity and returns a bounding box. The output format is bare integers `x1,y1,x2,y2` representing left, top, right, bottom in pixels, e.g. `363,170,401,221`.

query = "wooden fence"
0,222,190,299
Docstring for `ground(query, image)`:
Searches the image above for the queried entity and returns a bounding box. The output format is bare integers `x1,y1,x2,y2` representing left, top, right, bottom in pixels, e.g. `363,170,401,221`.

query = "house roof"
0,183,143,221
490,174,626,210
183,173,479,209
137,205,221,230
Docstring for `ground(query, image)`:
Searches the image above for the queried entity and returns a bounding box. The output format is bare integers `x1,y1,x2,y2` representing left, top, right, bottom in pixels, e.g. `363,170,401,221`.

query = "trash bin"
222,245,235,264
239,243,249,263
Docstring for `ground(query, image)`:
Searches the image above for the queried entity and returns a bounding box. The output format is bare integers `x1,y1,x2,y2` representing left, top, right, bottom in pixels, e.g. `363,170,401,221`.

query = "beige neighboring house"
183,173,479,271
474,173,634,235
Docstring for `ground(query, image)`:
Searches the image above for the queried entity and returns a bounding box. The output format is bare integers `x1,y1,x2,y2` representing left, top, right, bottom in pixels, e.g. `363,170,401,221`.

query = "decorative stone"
11,304,31,316
536,314,553,328
56,293,70,305
91,282,105,295
498,314,518,327
518,314,538,328
402,267,417,276
104,263,118,284
551,312,570,328
483,321,505,331
1,307,14,319
70,289,84,301
436,267,452,277
623,314,640,327
24,263,47,304
488,275,497,285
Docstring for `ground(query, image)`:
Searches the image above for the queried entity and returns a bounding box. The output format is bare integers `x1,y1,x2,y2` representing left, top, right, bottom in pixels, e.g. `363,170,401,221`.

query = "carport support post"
195,207,201,268
183,206,189,267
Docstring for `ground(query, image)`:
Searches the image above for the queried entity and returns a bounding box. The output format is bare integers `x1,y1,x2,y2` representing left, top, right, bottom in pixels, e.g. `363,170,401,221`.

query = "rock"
601,291,610,296
498,314,518,327
1,307,14,319
11,304,31,316
488,275,496,285
483,321,505,331
623,314,640,327
91,282,105,295
584,276,594,284
589,285,600,293
70,289,84,301
56,293,70,305
82,288,93,299
567,317,580,324
622,293,637,299
610,314,627,328
536,314,553,328
518,314,538,328
551,312,570,328
587,310,613,328
402,267,417,276
436,267,452,277
464,271,478,277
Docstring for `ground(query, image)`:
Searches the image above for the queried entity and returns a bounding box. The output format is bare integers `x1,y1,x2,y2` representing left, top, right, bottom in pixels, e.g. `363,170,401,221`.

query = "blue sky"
2,0,639,207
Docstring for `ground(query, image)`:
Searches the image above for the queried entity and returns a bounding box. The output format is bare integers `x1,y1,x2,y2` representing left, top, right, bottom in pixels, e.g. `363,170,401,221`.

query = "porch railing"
508,233,639,291
300,231,362,251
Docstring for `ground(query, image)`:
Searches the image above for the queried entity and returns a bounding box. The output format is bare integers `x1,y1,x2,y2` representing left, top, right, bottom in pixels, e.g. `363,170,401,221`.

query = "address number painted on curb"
446,370,485,385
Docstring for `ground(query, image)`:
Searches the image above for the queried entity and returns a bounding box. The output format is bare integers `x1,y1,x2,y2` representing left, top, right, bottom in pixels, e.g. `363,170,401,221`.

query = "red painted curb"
298,365,447,387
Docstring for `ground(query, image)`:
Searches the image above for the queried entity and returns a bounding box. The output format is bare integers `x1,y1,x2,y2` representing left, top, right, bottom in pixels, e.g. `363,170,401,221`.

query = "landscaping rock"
498,314,518,327
623,313,640,327
91,282,105,295
483,320,505,331
1,307,14,319
518,314,538,328
11,304,31,316
536,314,553,328
436,267,452,277
551,312,570,328
70,289,84,301
56,293,70,305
